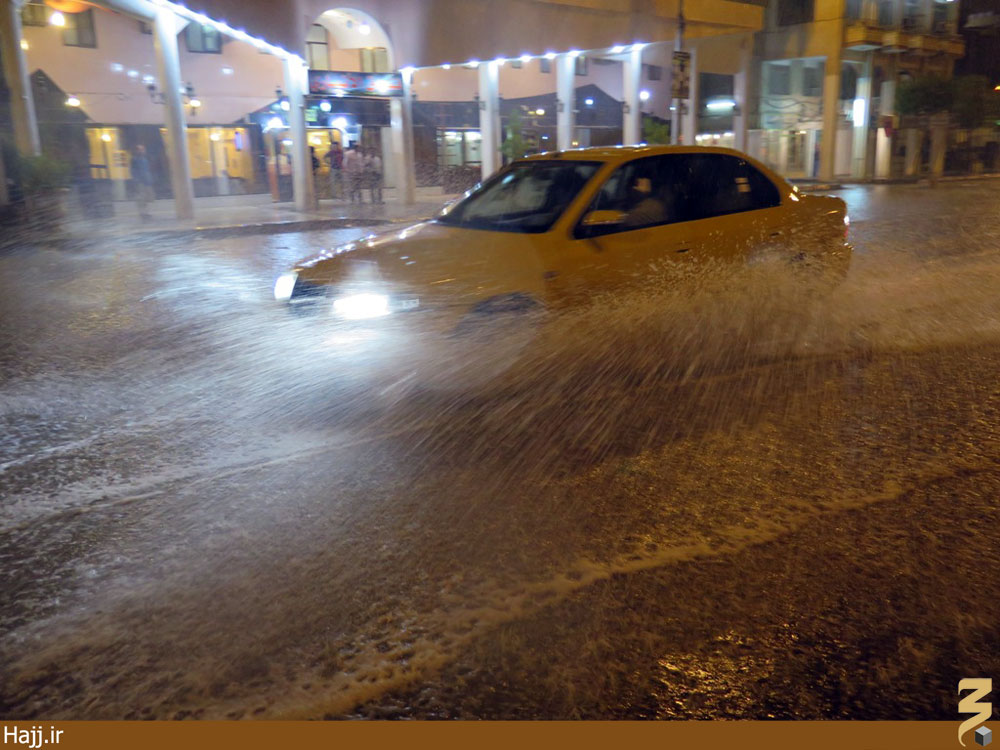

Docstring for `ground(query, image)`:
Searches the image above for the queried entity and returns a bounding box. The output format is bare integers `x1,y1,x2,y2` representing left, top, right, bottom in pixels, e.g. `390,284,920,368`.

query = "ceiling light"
49,11,65,26
65,95,80,107
358,23,371,35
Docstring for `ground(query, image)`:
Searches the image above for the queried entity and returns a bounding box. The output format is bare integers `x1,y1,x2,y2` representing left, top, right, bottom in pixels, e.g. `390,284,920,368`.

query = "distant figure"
367,148,383,204
325,141,344,199
343,144,364,204
130,144,154,220
310,146,320,174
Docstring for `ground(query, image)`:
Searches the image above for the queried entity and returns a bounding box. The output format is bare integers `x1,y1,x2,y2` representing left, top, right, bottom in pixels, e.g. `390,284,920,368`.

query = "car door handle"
676,247,690,253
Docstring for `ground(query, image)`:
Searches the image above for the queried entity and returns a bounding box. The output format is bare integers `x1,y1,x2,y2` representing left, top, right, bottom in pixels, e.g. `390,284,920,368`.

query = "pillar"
0,0,40,155
153,6,194,219
818,53,842,182
681,44,699,145
622,45,642,145
733,35,751,153
284,55,316,212
904,127,921,177
851,54,873,179
389,66,416,204
556,53,575,150
478,60,500,179
874,78,895,180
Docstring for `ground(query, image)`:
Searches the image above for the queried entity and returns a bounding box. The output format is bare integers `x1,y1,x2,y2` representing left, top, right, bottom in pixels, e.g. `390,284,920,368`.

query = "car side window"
682,154,781,221
575,155,681,238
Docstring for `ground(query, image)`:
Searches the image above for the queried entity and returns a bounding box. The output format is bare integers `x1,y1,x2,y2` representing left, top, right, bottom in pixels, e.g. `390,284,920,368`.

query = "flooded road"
2,181,1000,719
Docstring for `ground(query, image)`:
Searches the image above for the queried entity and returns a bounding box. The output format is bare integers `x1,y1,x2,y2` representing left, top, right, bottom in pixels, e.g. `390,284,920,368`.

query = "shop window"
63,9,97,48
185,23,222,53
360,47,390,73
802,65,822,97
510,59,523,69
306,24,328,69
840,64,858,100
539,58,551,74
138,20,152,34
646,64,662,81
21,2,48,26
777,0,814,26
575,55,588,76
767,63,790,96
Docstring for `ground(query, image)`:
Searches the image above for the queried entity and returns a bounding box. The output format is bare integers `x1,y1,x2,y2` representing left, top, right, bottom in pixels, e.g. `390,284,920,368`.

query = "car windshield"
435,160,601,234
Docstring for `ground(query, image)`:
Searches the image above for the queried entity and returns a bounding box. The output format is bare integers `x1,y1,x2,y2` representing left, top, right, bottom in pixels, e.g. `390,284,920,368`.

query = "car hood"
292,220,547,308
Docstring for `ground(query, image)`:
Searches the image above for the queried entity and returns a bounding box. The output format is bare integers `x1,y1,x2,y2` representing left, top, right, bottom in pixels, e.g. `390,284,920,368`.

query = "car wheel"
418,294,546,394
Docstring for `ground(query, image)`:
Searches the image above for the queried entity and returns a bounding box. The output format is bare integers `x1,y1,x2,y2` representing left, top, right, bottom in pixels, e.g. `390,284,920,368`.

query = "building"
749,0,965,181
1,0,766,219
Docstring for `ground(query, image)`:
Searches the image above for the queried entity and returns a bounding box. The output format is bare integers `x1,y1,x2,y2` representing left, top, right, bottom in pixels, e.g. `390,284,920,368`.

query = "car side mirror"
577,209,626,239
581,209,626,227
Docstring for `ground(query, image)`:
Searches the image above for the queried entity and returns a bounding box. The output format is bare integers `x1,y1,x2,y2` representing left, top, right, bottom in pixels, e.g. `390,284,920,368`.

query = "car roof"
520,144,753,163
517,144,791,191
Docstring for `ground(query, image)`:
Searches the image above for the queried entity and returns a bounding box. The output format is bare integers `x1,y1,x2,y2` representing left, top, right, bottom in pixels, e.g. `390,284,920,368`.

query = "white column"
682,44,699,145
818,53,842,182
389,67,416,204
622,45,642,145
0,0,40,155
284,55,316,212
733,35,751,153
556,53,576,150
874,78,895,180
851,54,873,179
929,112,947,185
904,127,921,177
478,60,501,179
153,6,194,220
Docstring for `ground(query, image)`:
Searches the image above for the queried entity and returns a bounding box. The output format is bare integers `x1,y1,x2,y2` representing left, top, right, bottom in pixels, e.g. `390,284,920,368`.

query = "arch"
310,7,395,72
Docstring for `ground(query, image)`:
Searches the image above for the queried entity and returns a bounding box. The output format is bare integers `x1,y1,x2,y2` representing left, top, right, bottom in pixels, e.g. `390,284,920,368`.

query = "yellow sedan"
274,146,849,383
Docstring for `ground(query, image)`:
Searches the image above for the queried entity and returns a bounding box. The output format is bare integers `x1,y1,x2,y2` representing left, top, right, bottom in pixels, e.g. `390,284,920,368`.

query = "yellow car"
274,146,849,382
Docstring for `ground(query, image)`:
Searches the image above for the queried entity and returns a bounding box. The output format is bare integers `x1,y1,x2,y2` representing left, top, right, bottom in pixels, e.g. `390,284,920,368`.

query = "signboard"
308,70,403,98
671,51,691,100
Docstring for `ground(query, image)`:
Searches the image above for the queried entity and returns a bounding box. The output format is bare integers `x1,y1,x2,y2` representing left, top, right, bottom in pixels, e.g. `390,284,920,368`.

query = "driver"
622,176,668,228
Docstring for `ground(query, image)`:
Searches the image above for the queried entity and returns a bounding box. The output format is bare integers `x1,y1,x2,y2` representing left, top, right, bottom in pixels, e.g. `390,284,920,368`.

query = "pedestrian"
343,144,364,204
130,144,154,220
325,141,344,199
367,147,384,204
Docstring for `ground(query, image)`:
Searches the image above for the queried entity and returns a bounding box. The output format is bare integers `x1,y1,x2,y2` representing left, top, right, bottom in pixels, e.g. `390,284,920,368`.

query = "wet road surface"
2,181,1000,719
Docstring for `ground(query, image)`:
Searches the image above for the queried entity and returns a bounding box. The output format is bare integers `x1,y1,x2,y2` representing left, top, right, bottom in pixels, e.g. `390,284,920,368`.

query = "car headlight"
274,272,297,301
332,293,391,320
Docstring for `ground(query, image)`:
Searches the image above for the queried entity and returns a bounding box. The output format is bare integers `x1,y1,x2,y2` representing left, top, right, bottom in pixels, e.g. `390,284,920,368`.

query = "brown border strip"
0,721,961,750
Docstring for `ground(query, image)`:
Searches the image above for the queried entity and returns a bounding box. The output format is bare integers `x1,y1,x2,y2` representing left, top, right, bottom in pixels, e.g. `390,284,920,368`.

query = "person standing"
325,141,344,199
130,144,154,220
368,148,384,204
343,144,363,204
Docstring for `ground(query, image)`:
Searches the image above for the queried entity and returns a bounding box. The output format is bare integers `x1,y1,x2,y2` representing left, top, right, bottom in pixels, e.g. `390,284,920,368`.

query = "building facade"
749,0,964,180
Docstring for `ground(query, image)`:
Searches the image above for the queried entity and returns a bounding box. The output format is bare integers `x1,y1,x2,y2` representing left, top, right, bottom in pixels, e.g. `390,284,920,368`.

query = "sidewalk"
67,186,460,241
791,170,1000,192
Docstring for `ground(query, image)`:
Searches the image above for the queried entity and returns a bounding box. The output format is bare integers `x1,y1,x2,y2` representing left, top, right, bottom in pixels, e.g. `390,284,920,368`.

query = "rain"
2,180,1000,719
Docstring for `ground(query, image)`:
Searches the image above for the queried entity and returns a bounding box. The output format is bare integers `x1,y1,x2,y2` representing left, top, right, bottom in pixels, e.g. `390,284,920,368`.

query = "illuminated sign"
308,70,403,98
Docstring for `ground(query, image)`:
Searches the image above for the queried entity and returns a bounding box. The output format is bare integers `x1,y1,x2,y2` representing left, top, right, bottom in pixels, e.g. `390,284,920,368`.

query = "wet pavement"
1,181,1000,719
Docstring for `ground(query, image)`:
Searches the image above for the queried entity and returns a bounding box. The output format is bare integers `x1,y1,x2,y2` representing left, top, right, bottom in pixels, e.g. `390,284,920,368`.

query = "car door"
547,155,711,302
677,152,787,263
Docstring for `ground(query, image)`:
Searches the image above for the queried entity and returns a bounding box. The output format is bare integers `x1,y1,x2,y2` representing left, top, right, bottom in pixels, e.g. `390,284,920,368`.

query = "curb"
91,214,429,243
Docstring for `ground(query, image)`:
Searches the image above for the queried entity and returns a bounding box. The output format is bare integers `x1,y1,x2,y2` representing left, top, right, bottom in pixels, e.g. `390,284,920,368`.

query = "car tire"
418,294,546,394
